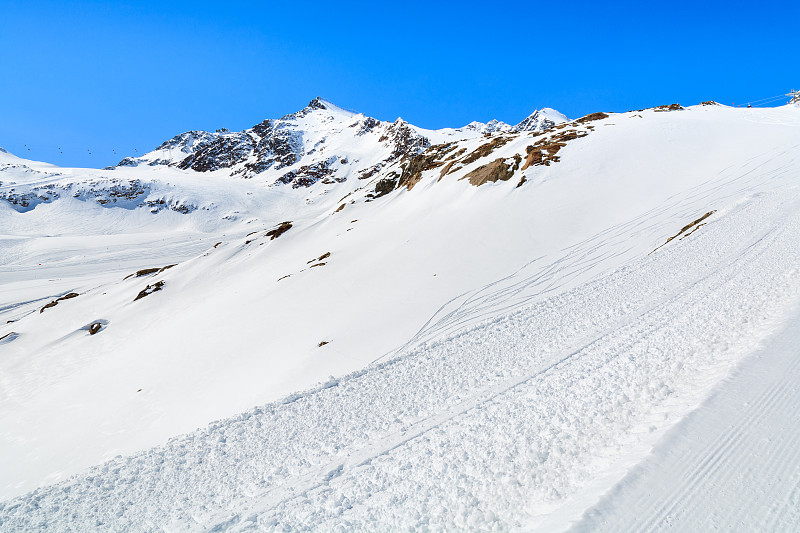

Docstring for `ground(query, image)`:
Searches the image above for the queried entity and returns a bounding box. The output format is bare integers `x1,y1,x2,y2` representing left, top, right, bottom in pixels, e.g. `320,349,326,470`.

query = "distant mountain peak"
112,99,568,190
515,108,568,132
307,96,328,110
301,97,354,117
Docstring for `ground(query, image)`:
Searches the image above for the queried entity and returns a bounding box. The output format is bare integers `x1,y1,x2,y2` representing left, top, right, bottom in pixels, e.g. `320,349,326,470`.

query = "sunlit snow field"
2,103,800,531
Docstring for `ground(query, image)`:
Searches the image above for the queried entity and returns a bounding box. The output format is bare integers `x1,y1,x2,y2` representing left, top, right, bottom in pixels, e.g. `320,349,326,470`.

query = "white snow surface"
569,299,800,532
1,102,800,530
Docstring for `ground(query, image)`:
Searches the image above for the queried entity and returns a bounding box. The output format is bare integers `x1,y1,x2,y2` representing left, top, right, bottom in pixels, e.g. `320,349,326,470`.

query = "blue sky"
1,0,797,168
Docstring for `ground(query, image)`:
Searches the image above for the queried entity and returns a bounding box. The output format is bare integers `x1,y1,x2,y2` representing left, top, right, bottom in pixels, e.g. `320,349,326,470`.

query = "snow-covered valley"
1,100,800,531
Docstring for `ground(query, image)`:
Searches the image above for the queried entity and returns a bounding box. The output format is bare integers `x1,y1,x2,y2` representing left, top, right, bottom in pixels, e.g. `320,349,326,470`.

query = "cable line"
746,93,788,104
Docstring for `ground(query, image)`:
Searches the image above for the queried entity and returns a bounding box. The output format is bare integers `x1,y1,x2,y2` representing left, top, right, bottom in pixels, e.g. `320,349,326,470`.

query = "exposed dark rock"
396,143,460,190
124,264,176,280
1,177,149,212
40,292,79,313
462,156,520,186
154,130,217,155
178,134,255,172
355,117,381,136
380,119,431,162
105,180,147,200
460,137,514,166
278,157,339,188
575,112,609,123
373,177,398,197
279,97,330,121
125,267,159,279
357,163,383,180
143,198,197,214
651,211,716,254
308,252,331,263
134,280,165,301
521,143,564,169
242,121,303,176
117,157,139,167
654,104,684,112
521,128,590,170
307,97,327,111
448,147,467,160
266,221,293,240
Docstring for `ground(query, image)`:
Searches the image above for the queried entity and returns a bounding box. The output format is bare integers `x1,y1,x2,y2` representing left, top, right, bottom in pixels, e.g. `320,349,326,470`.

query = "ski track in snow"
382,146,798,361
570,302,800,533
2,178,800,530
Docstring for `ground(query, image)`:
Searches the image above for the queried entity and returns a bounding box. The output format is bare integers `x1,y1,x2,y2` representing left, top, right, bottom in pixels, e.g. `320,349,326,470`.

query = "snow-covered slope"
571,301,800,532
1,100,800,531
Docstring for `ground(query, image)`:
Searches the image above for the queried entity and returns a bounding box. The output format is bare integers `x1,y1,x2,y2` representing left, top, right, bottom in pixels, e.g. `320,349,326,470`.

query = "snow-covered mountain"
113,97,566,185
0,98,567,217
2,98,800,531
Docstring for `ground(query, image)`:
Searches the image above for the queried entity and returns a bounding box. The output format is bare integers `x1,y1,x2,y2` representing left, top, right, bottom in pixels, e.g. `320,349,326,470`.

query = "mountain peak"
277,97,352,122
515,108,568,132
305,97,354,114
307,96,328,110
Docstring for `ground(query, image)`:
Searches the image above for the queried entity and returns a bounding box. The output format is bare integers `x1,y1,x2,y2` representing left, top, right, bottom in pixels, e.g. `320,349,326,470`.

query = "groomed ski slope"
571,300,800,532
3,169,800,529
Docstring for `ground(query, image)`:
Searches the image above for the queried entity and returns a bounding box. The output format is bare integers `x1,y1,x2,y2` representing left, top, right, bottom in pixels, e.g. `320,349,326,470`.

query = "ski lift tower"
788,89,800,104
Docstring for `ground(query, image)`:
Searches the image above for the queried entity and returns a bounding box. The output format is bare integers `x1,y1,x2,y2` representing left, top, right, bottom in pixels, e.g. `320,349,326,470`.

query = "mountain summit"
114,99,568,187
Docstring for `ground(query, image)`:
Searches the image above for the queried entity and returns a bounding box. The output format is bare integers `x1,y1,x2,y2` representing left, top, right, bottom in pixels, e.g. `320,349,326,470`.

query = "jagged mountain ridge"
0,99,568,217
0,99,598,218
115,98,568,188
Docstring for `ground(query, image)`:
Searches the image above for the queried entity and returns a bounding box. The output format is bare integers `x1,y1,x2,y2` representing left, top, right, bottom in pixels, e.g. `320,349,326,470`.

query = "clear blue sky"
1,0,797,168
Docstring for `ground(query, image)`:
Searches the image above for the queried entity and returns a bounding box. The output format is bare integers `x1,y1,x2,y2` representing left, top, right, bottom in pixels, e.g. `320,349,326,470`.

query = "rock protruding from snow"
117,131,219,168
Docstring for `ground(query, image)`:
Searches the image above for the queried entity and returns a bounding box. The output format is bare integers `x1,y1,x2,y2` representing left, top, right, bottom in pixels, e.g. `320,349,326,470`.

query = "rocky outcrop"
116,99,433,189
278,157,342,188
178,133,255,172
240,120,303,176
462,155,521,186
0,178,148,212
397,143,458,190
380,119,431,162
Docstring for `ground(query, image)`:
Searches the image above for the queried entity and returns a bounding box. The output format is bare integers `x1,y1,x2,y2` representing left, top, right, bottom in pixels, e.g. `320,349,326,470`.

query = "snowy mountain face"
514,107,569,131
113,97,565,188
2,99,800,531
0,97,569,218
